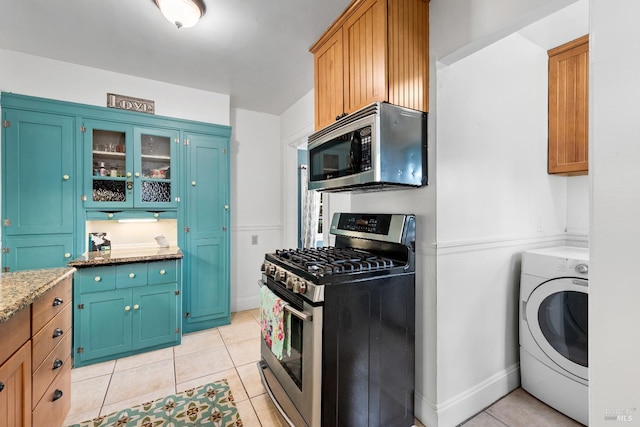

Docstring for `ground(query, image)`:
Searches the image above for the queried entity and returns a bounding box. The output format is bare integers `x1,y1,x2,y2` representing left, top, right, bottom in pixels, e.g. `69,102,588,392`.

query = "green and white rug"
68,379,242,427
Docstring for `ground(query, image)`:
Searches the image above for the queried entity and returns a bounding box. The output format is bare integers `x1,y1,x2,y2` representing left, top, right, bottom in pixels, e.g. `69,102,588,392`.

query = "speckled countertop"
0,267,75,324
68,246,183,268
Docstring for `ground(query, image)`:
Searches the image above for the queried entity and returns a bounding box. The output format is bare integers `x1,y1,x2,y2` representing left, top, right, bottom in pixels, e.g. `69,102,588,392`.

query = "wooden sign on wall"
107,93,155,114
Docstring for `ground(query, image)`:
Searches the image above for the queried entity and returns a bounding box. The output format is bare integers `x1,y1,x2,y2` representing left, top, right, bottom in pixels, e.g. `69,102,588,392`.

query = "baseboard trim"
232,295,260,313
415,363,521,427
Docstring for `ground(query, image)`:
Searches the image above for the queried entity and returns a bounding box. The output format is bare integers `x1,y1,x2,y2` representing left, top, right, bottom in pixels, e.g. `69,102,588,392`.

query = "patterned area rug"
67,379,242,427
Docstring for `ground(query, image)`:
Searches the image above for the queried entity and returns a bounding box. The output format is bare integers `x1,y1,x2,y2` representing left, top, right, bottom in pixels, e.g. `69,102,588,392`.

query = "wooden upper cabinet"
311,0,429,131
314,29,345,132
548,35,589,175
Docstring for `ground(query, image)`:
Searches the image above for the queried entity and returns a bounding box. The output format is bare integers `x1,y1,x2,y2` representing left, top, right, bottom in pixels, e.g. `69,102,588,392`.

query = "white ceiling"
0,0,352,115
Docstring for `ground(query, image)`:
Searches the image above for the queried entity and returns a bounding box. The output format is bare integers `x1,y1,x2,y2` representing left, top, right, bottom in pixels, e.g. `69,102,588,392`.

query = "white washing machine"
520,246,588,425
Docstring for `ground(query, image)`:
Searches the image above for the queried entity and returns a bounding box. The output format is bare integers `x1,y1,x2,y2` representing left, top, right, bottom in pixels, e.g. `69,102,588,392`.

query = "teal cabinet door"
133,127,179,209
77,289,132,363
2,109,74,235
133,283,179,350
182,133,230,333
83,120,179,209
2,235,74,272
83,119,134,208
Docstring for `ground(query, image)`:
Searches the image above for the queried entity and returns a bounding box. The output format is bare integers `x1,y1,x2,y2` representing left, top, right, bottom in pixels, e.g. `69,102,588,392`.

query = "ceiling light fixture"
154,0,206,29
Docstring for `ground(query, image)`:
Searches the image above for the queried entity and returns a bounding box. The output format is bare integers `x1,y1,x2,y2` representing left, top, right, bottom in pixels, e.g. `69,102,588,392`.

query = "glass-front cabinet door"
84,120,133,208
134,128,179,208
83,120,179,209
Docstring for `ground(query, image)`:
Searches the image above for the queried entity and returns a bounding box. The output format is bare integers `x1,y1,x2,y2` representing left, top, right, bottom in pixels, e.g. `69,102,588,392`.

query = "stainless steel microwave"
307,102,427,192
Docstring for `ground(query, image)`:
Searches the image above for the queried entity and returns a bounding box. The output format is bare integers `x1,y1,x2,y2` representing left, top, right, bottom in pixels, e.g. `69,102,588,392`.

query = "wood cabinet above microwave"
310,0,429,131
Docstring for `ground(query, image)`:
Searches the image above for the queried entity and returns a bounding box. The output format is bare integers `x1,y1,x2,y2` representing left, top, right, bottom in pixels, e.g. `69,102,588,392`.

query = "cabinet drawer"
32,304,72,369
32,332,71,409
0,307,30,364
77,266,116,293
148,260,178,285
32,276,72,334
32,358,71,427
116,263,148,288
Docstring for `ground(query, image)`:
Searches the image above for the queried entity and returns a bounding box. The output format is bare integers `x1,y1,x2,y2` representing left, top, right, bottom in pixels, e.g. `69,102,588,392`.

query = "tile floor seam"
485,411,510,426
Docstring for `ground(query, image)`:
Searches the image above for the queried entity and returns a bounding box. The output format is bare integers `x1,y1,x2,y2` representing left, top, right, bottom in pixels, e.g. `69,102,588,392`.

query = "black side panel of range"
321,274,415,427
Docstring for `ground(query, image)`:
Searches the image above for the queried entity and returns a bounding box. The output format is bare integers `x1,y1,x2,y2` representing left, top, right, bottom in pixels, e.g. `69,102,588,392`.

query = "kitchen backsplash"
85,219,178,252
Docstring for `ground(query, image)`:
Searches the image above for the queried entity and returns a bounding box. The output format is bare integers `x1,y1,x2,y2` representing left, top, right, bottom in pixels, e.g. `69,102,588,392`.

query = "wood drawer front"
32,276,72,334
116,263,148,288
148,260,178,285
32,358,71,427
32,332,72,409
0,307,30,364
32,304,72,369
77,266,116,293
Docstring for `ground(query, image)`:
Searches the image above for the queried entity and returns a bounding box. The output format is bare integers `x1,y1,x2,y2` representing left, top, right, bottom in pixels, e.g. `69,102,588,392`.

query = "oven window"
279,314,303,389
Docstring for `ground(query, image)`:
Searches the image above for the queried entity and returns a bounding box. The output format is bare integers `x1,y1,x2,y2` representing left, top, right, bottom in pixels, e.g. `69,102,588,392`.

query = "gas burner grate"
273,247,395,276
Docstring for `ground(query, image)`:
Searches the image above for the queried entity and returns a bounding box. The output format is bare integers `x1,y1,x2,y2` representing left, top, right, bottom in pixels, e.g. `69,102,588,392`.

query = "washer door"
525,277,588,381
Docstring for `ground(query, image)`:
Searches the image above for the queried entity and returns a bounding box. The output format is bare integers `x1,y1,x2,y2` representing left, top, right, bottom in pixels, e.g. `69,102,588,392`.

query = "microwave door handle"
350,131,362,172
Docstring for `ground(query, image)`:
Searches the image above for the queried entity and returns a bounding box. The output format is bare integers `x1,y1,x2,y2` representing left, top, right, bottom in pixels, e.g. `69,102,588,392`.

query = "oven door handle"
257,280,313,322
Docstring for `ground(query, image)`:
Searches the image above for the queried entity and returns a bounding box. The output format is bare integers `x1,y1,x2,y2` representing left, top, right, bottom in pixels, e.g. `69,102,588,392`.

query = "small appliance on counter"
307,102,427,192
258,212,416,427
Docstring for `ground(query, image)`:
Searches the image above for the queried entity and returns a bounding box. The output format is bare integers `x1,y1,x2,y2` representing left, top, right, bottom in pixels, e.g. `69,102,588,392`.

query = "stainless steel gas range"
258,213,416,427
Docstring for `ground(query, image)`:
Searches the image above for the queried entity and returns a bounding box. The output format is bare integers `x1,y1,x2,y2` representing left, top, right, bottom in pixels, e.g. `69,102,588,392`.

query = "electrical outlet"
251,235,258,245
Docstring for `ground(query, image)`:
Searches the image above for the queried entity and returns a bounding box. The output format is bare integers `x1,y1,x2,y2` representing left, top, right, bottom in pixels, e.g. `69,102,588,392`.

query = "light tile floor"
64,309,583,427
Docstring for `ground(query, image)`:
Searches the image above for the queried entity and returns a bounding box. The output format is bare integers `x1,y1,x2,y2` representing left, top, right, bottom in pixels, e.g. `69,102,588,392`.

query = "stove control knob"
266,264,276,275
286,277,296,290
274,269,286,281
260,263,267,272
293,279,307,294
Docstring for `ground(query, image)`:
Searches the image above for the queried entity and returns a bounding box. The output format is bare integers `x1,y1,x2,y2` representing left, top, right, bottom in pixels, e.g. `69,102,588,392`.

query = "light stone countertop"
67,246,183,268
0,267,76,323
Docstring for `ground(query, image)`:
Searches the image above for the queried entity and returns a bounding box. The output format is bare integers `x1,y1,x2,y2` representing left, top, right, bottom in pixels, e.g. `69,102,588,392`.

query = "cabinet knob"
62,174,70,181
107,213,114,219
52,359,64,370
153,213,159,218
126,172,132,178
191,181,197,186
129,273,136,278
52,328,64,338
94,276,101,282
64,253,71,258
52,389,64,402
53,297,64,306
224,205,229,210
160,269,166,275
0,382,4,392
134,172,140,177
133,304,140,310
124,305,131,311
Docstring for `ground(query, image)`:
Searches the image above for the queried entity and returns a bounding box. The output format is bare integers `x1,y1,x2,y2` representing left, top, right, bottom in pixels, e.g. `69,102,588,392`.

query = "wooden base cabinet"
0,343,32,427
0,275,72,427
73,260,181,367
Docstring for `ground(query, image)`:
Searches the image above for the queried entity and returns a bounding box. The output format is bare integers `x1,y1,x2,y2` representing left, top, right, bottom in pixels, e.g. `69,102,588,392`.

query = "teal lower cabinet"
73,259,181,367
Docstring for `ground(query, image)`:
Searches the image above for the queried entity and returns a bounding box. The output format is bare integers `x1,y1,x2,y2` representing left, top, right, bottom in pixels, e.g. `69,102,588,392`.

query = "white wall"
0,49,230,125
229,107,282,311
590,1,640,424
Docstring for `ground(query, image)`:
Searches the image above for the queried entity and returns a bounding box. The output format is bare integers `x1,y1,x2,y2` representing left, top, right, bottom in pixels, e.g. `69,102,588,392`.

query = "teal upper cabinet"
83,120,179,209
2,109,74,235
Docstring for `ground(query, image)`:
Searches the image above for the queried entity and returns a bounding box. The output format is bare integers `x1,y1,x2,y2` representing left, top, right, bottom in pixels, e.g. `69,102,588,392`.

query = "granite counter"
67,247,183,268
0,267,76,323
